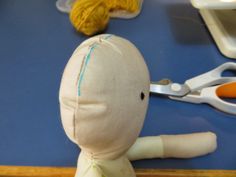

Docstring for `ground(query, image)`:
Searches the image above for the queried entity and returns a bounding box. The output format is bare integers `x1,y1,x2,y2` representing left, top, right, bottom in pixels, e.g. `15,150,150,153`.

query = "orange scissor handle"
216,82,236,98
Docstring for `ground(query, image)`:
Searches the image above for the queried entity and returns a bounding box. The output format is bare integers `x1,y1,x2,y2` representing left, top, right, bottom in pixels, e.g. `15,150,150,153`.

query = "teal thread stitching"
78,44,97,96
104,34,112,39
77,34,113,96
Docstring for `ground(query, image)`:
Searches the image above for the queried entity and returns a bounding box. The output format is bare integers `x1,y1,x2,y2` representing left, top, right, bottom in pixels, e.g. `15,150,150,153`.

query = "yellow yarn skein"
70,0,109,36
70,0,140,36
105,0,139,13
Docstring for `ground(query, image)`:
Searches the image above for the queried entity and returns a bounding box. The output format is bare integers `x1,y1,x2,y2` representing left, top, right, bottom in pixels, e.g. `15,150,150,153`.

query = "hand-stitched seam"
77,43,97,96
72,34,113,140
77,34,113,96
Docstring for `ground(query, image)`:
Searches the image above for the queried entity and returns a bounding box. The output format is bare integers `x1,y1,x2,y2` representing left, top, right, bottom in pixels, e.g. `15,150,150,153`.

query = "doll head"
59,34,150,160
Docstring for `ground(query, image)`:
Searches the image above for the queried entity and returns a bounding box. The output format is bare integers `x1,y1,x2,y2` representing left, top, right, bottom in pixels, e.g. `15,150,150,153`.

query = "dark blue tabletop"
0,0,236,169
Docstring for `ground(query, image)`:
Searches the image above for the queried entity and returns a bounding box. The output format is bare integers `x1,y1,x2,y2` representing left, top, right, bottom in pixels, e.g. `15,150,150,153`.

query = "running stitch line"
77,34,113,96
78,44,97,96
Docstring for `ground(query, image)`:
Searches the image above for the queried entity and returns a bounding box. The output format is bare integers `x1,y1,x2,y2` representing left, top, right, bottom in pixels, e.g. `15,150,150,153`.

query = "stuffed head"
59,34,150,176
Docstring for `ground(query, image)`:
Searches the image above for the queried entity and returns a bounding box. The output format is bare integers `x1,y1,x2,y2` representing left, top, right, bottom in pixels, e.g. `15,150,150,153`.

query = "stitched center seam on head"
78,44,97,96
77,35,113,96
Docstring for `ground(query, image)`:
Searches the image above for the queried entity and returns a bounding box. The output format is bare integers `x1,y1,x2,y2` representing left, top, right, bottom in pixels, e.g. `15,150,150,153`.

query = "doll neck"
75,151,136,177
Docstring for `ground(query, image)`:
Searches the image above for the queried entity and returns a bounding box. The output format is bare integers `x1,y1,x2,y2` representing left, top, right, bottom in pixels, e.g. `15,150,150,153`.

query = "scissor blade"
169,90,203,104
150,82,190,97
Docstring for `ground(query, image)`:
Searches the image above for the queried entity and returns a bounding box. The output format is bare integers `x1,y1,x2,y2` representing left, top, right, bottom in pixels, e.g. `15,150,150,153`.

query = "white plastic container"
191,0,236,59
191,0,236,9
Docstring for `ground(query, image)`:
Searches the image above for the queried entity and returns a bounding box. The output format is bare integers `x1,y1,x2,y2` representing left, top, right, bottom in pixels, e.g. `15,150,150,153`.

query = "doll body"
74,133,216,177
59,34,217,177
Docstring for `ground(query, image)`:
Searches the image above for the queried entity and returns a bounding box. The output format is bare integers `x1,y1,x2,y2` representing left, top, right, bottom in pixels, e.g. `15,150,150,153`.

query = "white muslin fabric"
59,34,150,177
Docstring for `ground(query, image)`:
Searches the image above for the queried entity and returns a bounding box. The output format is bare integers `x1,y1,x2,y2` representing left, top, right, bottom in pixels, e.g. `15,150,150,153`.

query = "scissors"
150,62,236,115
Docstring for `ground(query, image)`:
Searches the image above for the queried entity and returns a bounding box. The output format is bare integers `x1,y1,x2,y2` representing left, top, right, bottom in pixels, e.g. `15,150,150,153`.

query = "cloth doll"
59,34,217,177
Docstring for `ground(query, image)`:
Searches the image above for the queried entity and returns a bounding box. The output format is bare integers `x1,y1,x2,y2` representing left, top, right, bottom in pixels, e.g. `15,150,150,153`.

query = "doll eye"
140,92,145,100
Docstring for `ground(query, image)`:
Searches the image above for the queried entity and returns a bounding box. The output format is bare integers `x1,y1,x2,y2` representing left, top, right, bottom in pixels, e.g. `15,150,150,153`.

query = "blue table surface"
0,0,236,169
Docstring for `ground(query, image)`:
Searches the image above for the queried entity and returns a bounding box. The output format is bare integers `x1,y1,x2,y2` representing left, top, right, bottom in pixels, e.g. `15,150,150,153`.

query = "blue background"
0,0,236,169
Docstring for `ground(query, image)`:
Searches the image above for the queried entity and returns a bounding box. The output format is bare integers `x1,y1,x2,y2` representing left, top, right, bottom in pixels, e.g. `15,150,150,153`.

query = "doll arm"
126,136,164,161
126,132,217,161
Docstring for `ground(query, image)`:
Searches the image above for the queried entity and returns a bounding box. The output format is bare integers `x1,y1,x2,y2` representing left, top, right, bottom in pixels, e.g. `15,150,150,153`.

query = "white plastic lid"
55,0,143,19
191,0,236,9
56,0,74,13
200,9,236,59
